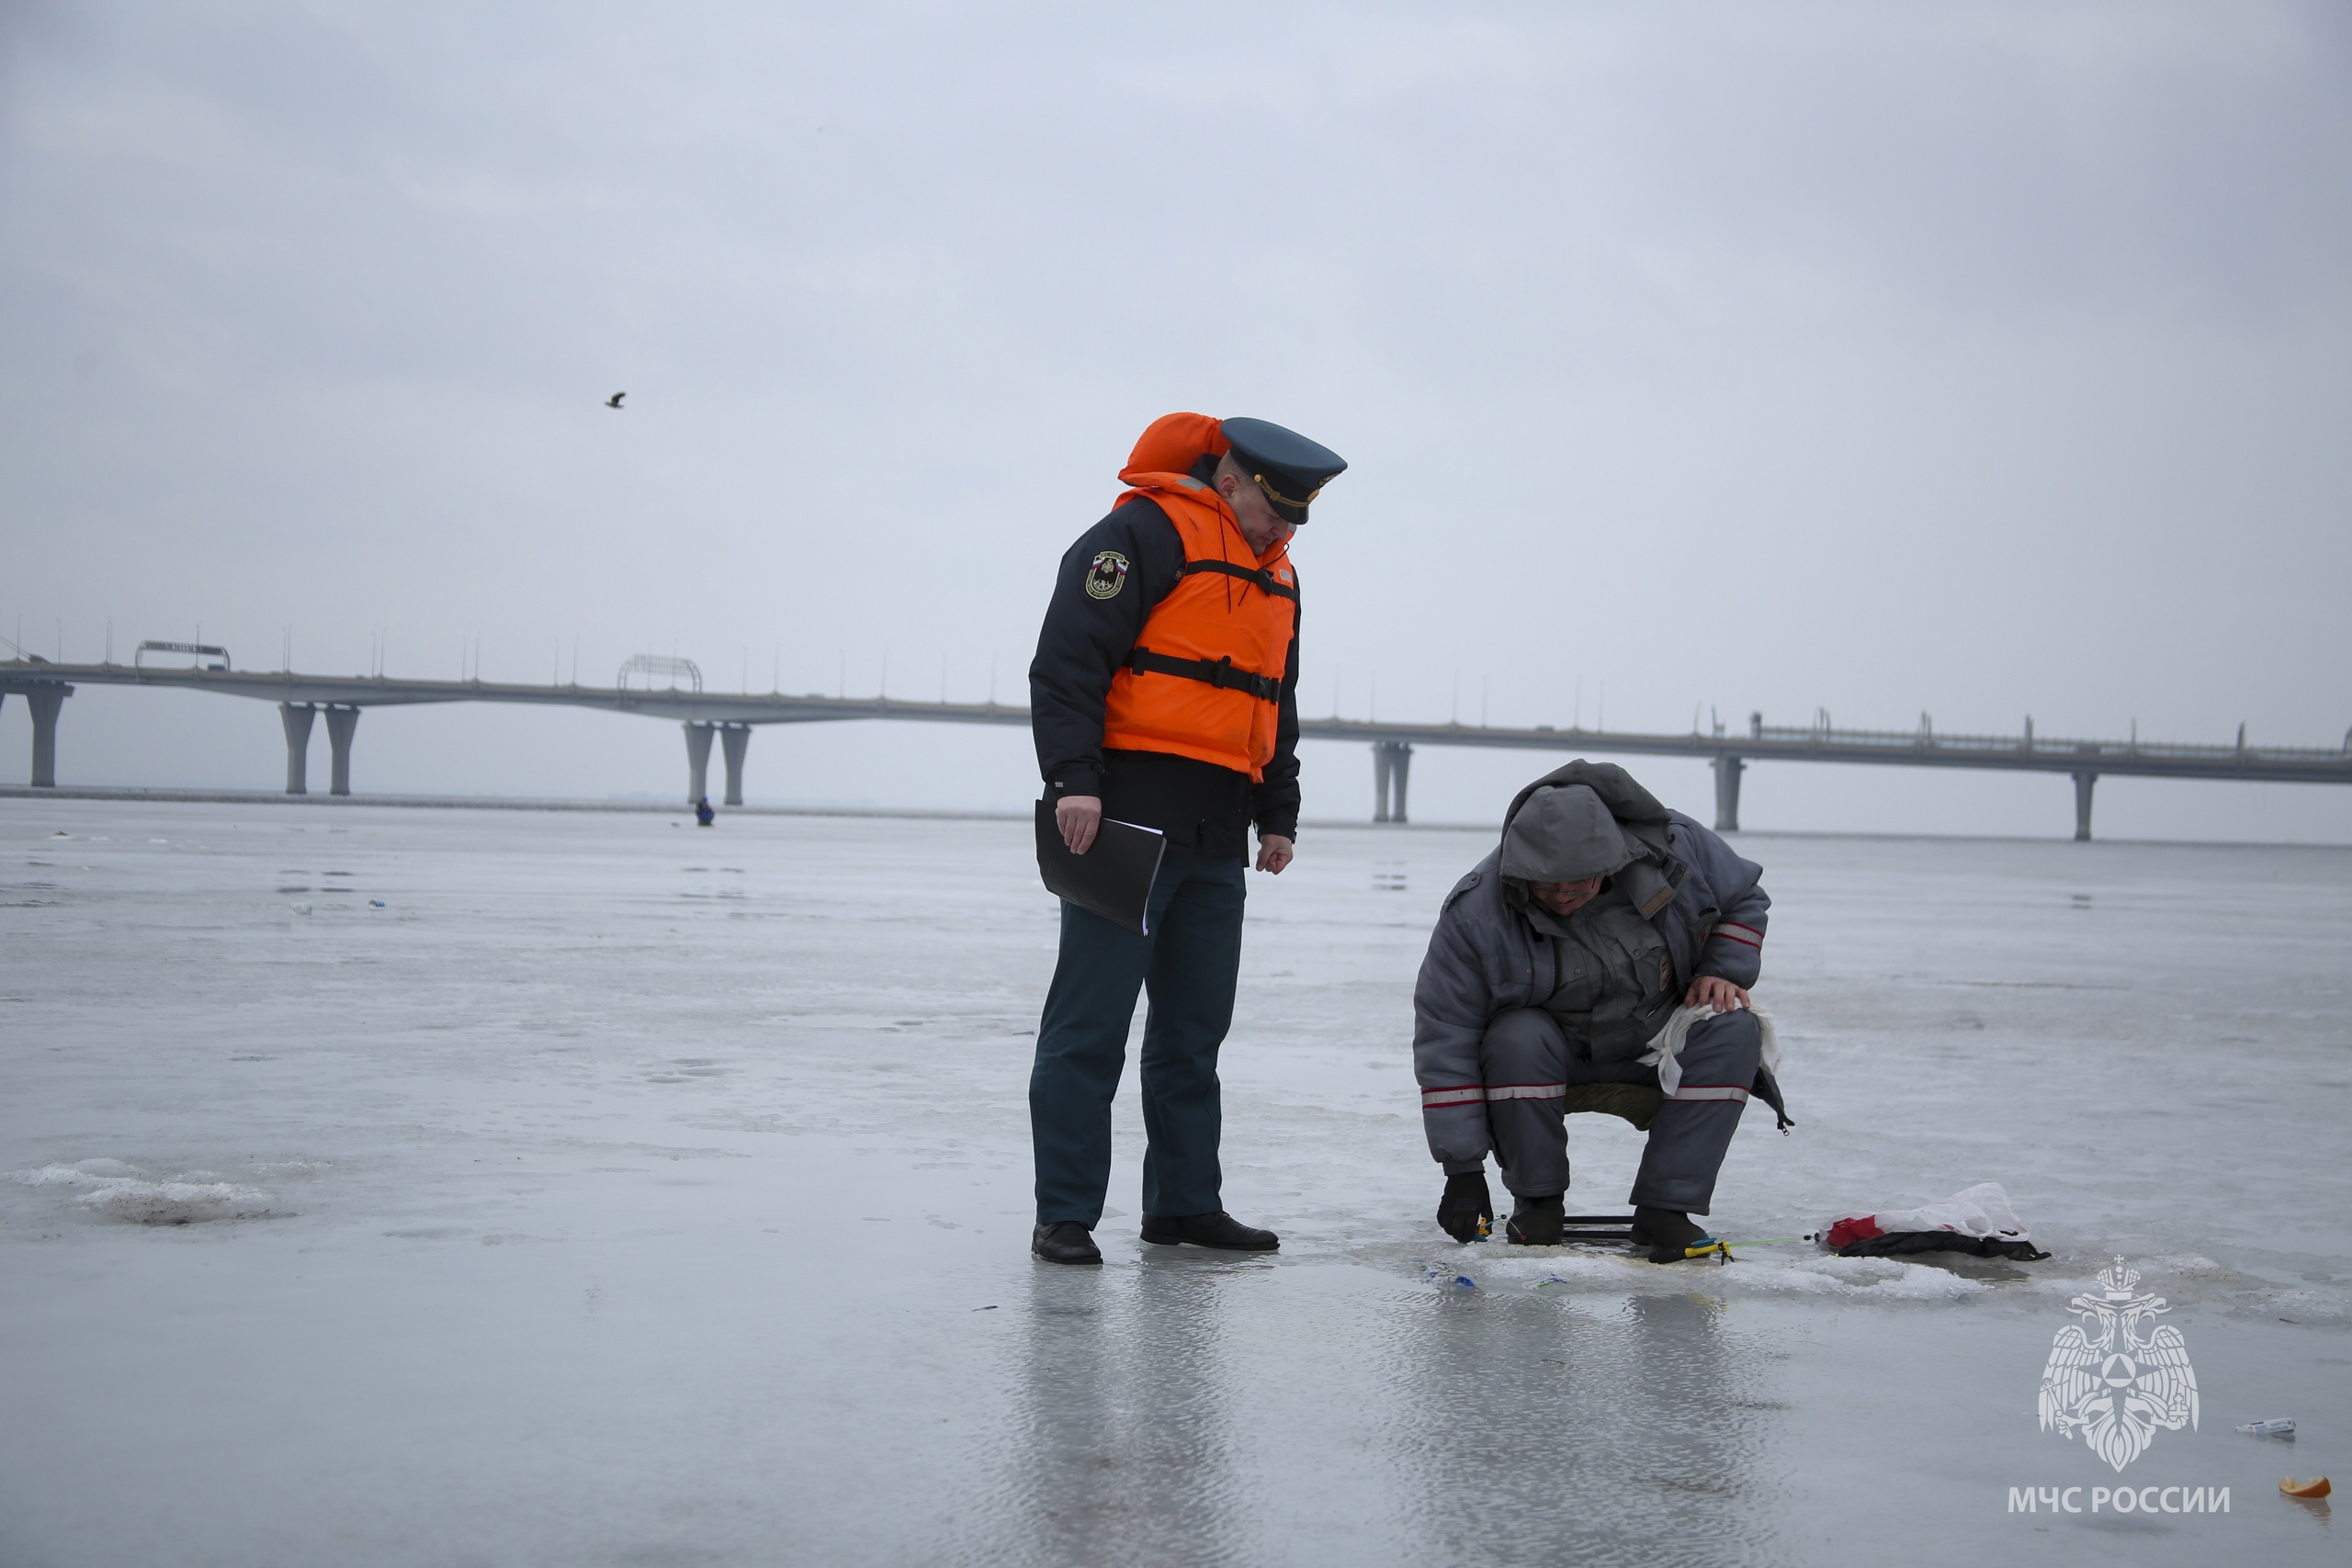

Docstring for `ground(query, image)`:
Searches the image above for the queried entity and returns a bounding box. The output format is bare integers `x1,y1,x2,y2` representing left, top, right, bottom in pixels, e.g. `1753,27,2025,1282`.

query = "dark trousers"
1030,848,1246,1227
1480,1007,1761,1215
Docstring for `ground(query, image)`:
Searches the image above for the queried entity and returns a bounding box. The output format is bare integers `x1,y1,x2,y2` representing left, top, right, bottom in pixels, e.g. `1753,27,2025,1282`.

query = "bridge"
5,652,2348,839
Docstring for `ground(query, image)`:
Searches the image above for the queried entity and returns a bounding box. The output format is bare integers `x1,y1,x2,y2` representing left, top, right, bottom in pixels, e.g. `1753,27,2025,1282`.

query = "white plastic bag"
1639,1002,1778,1097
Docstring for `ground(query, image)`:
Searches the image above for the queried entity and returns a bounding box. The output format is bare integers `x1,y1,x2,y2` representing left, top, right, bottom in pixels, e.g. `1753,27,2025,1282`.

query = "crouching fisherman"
1410,761,1788,1263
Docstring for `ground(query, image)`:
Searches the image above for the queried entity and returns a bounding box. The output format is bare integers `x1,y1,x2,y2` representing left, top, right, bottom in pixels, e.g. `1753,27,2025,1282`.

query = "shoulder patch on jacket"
1441,870,1483,911
1084,550,1129,600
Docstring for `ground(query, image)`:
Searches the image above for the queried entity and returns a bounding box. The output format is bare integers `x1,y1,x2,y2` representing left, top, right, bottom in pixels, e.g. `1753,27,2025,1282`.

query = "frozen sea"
2,797,2346,1567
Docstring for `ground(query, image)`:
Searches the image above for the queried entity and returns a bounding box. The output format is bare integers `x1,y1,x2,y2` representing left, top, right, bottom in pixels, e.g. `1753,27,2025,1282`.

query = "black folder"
1034,801,1166,937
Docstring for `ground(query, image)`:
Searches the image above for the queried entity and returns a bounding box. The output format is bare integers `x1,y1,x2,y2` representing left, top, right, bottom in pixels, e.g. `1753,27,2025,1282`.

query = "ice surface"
2,801,2347,1566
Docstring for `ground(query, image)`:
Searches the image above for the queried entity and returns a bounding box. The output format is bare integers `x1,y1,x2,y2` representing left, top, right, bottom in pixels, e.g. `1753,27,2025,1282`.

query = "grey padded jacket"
1410,761,1771,1167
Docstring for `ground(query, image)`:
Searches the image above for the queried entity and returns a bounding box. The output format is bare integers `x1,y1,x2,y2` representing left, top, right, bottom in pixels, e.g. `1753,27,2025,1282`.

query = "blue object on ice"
369,899,386,908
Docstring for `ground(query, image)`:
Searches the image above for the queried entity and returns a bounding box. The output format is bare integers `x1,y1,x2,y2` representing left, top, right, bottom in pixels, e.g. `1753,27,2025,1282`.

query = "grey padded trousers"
1477,1006,1760,1215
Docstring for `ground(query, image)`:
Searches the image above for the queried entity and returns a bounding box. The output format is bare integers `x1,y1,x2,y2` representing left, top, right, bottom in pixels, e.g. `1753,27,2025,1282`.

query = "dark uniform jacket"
1030,496,1302,860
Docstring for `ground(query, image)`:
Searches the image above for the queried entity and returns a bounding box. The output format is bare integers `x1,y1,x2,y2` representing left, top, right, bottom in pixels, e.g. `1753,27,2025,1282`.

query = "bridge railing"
616,653,702,694
1747,723,2349,763
134,640,232,671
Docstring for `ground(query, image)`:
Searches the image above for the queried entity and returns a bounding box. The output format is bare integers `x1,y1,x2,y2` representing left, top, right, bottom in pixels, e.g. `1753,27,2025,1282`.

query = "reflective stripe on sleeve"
1712,922,1763,950
1485,1082,1566,1101
1420,1086,1487,1109
1667,1084,1751,1104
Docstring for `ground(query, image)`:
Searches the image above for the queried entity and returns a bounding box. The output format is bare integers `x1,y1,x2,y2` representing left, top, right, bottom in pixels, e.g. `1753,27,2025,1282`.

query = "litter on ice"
1819,1180,2051,1261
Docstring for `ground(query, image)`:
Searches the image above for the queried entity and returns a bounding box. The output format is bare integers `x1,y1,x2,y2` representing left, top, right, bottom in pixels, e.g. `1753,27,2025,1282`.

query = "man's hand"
1254,834,1295,874
1685,975,1752,1012
1436,1170,1492,1243
1056,795,1102,854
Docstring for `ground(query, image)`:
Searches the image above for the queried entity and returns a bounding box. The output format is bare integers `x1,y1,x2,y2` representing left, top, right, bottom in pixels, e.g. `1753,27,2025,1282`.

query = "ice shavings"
2266,1288,2350,1323
1456,1247,1989,1302
10,1158,144,1185
9,1160,273,1224
76,1180,273,1224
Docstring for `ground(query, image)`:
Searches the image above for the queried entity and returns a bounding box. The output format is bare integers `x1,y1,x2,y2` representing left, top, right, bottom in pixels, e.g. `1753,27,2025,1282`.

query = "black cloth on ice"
1837,1231,2052,1262
1029,496,1302,857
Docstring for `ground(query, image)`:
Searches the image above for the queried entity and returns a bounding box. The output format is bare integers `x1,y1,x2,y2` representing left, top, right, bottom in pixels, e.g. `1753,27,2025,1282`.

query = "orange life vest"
1100,413,1299,781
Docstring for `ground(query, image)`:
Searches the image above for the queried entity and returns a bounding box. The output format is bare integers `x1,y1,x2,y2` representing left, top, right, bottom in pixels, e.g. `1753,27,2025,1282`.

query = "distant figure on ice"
1413,761,1789,1262
1025,412,1347,1266
694,795,715,827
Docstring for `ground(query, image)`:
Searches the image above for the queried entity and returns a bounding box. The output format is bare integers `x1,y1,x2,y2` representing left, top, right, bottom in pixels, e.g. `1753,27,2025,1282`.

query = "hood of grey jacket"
1498,761,1686,919
1499,784,1635,884
1500,760,1669,838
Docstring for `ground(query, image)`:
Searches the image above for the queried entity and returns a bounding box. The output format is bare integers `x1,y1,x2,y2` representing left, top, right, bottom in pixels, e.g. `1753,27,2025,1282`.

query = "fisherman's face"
1528,875,1605,918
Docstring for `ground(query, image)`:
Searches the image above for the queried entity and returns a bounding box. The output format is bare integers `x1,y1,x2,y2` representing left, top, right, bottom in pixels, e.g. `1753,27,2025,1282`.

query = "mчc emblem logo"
1085,550,1129,601
2038,1256,2199,1472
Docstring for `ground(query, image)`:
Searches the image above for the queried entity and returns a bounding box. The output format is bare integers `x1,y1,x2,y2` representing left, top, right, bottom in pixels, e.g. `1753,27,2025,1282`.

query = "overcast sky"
4,1,2348,840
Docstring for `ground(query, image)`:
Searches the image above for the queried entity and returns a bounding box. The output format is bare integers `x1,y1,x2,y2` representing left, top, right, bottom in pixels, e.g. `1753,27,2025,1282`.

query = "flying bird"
605,391,626,409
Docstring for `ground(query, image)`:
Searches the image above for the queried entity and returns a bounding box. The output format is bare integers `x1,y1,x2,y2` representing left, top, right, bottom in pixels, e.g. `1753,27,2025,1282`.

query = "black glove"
1436,1170,1493,1243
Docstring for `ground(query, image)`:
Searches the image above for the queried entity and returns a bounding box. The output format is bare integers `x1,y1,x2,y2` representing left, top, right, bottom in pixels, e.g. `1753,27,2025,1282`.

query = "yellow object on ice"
2279,1476,2331,1499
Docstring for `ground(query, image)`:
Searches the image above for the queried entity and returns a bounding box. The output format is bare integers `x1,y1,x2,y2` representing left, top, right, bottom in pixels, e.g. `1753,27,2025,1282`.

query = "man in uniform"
1027,412,1347,1266
1411,761,1787,1262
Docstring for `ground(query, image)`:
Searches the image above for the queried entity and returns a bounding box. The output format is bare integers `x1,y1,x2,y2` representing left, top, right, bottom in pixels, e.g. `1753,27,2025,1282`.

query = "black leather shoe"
1031,1222,1102,1265
1139,1211,1279,1251
1634,1205,1712,1263
1505,1193,1566,1246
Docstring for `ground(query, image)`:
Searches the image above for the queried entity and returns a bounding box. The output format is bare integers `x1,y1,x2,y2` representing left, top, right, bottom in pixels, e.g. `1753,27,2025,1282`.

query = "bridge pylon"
1373,740,1413,823
279,703,317,794
323,706,360,796
684,722,716,804
19,686,69,788
1711,754,1745,832
719,724,751,807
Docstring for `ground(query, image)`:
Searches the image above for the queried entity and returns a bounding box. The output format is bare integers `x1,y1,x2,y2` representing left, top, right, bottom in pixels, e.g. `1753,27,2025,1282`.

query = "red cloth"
1821,1214,1885,1250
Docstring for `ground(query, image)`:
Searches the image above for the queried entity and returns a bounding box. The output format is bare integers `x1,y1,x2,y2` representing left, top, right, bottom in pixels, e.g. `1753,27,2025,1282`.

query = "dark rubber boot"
1139,1211,1279,1251
1505,1193,1566,1246
1031,1222,1102,1265
1634,1205,1712,1263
